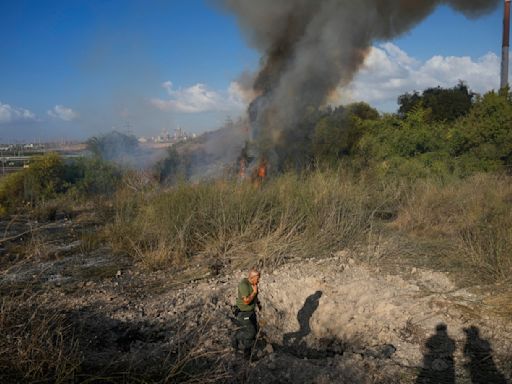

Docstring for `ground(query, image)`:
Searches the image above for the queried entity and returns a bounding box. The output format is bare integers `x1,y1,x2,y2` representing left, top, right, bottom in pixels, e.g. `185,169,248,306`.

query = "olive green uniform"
234,278,258,353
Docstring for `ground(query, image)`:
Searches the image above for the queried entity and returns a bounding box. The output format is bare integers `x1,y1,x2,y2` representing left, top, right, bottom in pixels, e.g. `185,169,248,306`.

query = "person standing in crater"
232,267,261,358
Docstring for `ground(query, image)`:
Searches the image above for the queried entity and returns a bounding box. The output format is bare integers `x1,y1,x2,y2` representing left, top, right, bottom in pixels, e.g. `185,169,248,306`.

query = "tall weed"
109,170,380,269
396,173,512,282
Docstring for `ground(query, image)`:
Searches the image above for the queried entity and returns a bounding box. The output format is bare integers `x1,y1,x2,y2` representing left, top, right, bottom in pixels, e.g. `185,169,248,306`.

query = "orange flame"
254,159,267,187
257,162,266,179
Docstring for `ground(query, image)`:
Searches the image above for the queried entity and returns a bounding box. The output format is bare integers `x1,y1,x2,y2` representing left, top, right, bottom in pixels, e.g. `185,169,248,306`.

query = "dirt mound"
253,253,511,382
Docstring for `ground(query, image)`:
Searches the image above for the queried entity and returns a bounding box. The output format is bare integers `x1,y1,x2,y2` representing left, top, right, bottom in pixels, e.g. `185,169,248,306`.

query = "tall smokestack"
501,0,511,89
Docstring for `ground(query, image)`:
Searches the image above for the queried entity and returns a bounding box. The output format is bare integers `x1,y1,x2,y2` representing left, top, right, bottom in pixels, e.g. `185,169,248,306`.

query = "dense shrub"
313,102,379,165
354,90,512,179
448,91,512,169
0,153,122,215
154,147,189,184
151,85,512,183
68,157,122,195
0,153,67,211
355,108,451,180
398,82,475,122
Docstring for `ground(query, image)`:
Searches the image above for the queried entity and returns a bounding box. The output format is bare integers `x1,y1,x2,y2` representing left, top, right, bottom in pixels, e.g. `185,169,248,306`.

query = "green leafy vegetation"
398,81,475,122
153,146,189,184
0,152,122,215
356,90,510,179
312,102,379,166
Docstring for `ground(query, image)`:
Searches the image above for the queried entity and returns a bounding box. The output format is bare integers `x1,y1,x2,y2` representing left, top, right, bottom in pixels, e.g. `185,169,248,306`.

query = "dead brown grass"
108,170,379,271
395,173,512,283
0,290,82,383
483,290,512,318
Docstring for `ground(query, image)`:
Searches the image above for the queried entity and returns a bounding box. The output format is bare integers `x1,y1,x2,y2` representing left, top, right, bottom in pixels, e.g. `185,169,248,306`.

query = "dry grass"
108,170,382,271
24,231,53,260
395,173,512,283
162,315,232,383
71,311,232,383
0,286,232,383
0,290,82,383
106,170,512,285
78,225,104,254
483,290,512,318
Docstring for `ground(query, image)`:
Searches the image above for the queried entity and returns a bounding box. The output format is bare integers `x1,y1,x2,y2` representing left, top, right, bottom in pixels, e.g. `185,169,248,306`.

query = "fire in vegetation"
220,0,500,171
236,141,268,185
254,158,268,187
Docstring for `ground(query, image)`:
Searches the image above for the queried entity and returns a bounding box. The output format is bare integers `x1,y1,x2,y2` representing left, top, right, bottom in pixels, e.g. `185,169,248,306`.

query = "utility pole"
501,0,511,90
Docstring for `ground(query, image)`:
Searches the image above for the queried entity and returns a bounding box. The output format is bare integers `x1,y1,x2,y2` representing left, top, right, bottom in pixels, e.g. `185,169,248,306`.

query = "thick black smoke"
219,0,500,158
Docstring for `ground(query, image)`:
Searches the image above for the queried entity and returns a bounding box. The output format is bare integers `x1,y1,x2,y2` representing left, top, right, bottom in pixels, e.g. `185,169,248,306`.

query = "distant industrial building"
138,127,196,145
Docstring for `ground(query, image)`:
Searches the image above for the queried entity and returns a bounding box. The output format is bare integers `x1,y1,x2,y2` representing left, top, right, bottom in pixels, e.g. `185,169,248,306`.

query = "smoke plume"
219,0,500,162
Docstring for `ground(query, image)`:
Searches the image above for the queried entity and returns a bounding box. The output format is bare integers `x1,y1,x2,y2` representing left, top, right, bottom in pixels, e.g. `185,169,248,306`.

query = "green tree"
356,107,451,179
448,91,512,171
70,157,122,195
0,153,123,215
398,82,474,122
312,103,379,165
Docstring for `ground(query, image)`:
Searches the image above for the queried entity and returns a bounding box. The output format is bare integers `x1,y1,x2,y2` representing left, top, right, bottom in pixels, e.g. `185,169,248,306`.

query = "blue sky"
393,5,502,60
0,0,506,142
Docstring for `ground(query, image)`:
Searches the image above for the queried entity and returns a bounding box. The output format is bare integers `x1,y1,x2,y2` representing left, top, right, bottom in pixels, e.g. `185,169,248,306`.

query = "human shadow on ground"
277,290,396,361
416,323,508,384
463,325,507,384
282,290,323,347
278,290,349,359
416,323,455,384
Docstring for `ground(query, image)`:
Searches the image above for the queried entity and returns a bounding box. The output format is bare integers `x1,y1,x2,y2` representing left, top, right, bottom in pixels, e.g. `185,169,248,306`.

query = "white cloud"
338,43,501,111
152,44,502,115
0,101,37,124
47,105,78,121
151,81,246,113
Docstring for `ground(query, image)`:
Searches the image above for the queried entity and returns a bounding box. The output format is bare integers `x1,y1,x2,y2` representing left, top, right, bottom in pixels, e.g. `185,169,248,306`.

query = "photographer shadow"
416,324,507,384
416,323,455,384
463,326,507,384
